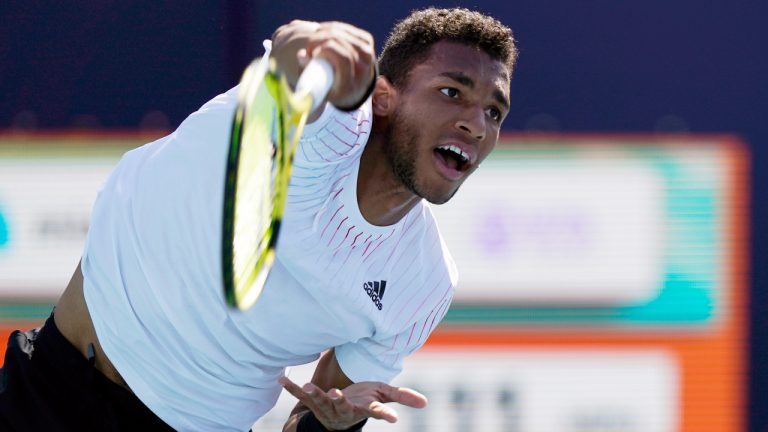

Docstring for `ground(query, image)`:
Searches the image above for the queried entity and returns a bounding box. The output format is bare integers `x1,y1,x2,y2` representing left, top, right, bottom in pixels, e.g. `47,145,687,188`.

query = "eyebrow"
438,71,510,111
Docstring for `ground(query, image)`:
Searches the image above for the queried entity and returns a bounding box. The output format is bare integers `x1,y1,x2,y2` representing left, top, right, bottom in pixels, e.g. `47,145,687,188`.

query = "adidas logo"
363,280,386,311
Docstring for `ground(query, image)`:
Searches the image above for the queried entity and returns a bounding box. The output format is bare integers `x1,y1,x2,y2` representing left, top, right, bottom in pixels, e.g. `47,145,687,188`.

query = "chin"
421,187,459,205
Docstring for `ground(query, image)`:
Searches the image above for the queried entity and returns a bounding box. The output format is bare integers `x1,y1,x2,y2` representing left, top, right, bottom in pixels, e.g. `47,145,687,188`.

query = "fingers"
366,401,399,423
280,377,361,428
304,383,341,422
279,378,426,427
305,22,375,66
270,20,375,108
383,385,429,409
278,377,319,410
270,21,322,85
325,387,399,424
304,22,375,107
280,378,334,419
277,376,303,396
328,388,355,419
353,381,427,408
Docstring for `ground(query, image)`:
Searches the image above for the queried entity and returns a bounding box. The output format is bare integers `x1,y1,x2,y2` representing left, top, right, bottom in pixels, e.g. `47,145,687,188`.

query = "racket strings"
225,58,316,309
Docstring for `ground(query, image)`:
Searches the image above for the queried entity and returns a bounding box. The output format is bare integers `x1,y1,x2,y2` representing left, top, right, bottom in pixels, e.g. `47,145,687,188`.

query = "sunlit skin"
358,41,511,226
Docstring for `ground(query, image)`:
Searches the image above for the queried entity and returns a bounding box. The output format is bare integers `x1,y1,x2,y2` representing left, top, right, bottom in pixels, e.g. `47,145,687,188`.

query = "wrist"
296,410,368,432
333,61,378,112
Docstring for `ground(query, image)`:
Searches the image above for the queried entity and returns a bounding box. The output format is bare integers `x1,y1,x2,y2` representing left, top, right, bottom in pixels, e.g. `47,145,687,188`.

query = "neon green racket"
222,53,333,310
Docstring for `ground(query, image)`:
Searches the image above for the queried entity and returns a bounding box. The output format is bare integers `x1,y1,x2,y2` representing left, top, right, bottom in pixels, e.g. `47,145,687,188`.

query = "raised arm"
280,349,427,431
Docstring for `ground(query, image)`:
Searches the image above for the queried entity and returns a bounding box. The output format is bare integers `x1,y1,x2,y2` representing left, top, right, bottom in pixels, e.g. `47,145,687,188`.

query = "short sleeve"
334,293,453,383
294,98,372,167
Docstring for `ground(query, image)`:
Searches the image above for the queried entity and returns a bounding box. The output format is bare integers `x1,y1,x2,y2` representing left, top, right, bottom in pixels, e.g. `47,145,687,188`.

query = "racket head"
222,56,332,311
222,58,284,310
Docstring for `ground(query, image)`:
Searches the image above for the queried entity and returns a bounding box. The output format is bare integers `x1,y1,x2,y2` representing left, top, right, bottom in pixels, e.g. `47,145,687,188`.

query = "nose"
455,107,486,141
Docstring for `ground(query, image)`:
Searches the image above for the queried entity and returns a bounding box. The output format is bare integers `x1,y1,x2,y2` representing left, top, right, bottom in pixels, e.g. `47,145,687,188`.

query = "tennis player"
0,7,516,431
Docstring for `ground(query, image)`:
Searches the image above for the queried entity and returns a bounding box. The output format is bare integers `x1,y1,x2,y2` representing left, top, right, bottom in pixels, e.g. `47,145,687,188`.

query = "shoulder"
174,87,239,142
295,98,372,166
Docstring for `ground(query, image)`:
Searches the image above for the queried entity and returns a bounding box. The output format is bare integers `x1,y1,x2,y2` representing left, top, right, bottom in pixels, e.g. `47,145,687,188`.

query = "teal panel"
444,140,726,327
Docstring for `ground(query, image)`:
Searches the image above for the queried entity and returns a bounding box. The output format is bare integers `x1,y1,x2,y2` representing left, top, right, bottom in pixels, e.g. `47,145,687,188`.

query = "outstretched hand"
279,376,427,430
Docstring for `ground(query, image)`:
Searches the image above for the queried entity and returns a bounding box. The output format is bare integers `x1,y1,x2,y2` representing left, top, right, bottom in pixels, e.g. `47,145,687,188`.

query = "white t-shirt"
81,85,457,430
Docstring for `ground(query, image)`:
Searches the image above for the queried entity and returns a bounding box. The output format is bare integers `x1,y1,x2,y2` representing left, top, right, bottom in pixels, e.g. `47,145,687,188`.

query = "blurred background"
0,1,763,431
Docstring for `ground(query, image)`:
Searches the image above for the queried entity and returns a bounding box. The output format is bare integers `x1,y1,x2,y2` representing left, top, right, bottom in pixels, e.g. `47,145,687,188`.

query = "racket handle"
295,58,334,114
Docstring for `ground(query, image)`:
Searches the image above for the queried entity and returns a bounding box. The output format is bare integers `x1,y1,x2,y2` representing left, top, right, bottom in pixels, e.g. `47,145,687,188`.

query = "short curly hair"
379,7,518,88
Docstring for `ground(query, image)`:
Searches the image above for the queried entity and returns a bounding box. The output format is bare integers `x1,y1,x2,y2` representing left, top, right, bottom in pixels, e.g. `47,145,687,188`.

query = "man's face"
384,41,510,204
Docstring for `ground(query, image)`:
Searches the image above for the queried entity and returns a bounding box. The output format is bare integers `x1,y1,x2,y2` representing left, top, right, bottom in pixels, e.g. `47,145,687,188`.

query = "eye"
439,87,459,98
486,106,502,122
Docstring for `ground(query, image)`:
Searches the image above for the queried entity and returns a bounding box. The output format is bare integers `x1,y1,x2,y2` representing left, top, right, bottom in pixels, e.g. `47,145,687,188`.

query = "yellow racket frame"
222,58,314,311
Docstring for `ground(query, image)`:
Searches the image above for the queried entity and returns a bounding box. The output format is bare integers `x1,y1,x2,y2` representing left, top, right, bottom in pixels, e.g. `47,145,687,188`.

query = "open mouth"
434,144,471,175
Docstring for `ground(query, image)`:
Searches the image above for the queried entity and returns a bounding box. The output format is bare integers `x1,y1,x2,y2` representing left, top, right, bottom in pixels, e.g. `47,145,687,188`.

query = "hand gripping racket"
222,47,334,311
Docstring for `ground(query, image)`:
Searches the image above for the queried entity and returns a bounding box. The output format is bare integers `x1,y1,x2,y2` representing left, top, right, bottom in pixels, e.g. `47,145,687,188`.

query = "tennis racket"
222,49,334,311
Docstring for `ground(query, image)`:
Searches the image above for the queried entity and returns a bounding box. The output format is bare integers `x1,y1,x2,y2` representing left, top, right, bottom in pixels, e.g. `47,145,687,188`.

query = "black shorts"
0,313,174,431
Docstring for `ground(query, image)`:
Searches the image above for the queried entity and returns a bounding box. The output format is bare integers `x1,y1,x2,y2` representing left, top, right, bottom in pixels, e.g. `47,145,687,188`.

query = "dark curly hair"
379,7,518,88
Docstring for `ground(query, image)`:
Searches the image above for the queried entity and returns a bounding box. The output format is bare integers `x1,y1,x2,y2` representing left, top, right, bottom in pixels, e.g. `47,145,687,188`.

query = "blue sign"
0,207,8,247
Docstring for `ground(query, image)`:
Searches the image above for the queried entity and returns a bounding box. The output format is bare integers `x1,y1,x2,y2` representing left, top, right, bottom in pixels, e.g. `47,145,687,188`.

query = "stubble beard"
384,108,459,205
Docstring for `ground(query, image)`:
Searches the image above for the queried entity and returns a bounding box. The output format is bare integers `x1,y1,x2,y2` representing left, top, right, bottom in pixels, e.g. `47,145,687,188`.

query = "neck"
356,126,421,227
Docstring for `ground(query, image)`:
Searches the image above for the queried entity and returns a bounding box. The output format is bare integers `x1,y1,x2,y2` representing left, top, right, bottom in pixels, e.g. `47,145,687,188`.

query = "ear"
372,75,398,116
